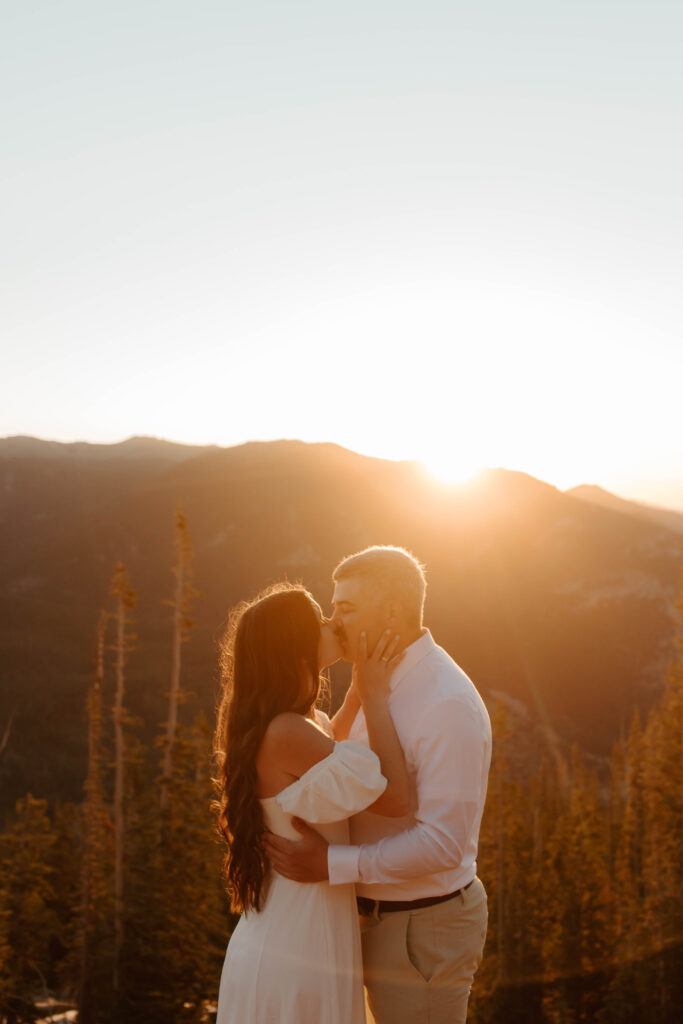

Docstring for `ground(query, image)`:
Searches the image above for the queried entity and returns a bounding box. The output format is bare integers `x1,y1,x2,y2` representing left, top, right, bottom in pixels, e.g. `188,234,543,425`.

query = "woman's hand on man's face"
353,629,403,706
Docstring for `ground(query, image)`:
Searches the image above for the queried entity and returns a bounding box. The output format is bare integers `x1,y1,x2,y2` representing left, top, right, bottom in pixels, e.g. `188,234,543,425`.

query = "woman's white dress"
216,714,386,1024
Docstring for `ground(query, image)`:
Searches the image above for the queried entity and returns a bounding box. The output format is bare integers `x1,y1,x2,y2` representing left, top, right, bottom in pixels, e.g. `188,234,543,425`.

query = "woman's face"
316,604,343,669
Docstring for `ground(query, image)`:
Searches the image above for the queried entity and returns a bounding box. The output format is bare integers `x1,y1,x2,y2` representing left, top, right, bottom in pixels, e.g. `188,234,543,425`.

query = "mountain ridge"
5,434,680,521
567,483,683,534
0,433,217,461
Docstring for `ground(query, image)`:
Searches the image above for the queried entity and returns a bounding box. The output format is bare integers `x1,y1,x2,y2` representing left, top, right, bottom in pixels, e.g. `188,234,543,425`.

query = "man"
265,546,492,1024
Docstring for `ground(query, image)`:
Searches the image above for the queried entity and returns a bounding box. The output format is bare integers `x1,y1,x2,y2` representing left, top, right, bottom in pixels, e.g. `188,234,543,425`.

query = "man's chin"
337,641,354,664
341,645,359,665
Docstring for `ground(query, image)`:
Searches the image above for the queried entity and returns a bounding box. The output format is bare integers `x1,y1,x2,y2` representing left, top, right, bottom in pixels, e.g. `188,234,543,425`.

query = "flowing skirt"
216,872,366,1024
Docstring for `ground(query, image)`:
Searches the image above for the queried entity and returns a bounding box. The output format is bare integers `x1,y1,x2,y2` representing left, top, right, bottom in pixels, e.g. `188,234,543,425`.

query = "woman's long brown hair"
214,583,322,913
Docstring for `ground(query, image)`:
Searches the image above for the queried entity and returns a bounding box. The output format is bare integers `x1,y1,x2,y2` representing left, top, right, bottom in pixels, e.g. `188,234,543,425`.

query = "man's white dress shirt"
328,630,492,901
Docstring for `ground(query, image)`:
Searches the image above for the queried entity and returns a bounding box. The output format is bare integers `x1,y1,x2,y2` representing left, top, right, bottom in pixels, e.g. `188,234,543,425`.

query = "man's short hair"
333,545,426,624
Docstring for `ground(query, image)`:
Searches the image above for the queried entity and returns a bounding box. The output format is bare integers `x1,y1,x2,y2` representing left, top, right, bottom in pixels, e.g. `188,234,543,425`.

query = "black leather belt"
357,879,475,916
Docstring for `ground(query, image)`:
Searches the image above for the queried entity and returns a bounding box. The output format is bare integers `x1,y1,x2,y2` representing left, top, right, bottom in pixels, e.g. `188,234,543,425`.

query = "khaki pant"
360,877,488,1024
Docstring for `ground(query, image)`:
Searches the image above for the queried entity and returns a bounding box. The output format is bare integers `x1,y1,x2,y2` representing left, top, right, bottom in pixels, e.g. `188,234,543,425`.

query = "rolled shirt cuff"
327,844,361,885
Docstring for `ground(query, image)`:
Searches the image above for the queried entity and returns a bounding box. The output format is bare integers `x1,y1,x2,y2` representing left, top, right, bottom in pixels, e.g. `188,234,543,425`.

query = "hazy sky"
3,1,682,507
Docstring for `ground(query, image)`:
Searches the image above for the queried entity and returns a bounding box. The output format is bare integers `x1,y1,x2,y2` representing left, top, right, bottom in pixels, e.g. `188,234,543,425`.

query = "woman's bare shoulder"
260,711,334,777
262,711,330,749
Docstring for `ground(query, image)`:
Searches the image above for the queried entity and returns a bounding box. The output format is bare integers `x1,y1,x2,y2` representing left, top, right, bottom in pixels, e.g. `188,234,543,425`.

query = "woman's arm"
330,680,361,740
356,631,411,818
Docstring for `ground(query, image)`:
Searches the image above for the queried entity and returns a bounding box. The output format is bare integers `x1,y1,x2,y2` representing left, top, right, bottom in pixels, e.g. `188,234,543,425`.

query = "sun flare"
420,454,485,487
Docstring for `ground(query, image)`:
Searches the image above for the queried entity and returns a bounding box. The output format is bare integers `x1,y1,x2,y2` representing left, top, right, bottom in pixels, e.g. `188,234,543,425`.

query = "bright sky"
2,1,682,508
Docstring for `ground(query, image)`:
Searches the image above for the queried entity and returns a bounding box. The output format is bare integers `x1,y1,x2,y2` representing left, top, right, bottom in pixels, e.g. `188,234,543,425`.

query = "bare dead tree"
78,610,107,1023
160,506,197,817
0,708,15,761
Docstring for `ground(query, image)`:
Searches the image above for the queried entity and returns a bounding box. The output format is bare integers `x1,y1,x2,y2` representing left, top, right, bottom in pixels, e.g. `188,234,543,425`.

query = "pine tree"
78,610,114,1023
162,715,229,1020
639,579,683,1021
120,716,229,1024
601,569,683,1023
0,796,58,1019
49,801,83,1002
471,701,547,1024
114,730,160,1023
540,749,612,1023
0,885,11,1009
110,563,136,995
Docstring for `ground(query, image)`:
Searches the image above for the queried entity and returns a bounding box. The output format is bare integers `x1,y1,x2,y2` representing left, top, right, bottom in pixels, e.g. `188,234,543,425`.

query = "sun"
419,453,486,487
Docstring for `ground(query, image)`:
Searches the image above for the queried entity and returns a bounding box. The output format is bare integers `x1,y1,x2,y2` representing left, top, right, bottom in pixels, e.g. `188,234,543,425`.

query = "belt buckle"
357,896,380,918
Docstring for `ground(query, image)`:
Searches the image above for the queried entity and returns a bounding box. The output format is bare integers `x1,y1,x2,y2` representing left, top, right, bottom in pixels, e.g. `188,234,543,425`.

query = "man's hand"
262,818,330,883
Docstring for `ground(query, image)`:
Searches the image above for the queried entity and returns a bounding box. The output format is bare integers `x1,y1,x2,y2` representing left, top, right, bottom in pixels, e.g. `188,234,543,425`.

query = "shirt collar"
389,629,435,693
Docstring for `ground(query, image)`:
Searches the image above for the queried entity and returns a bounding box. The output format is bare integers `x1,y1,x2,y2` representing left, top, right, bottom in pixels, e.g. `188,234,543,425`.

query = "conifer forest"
2,510,682,1024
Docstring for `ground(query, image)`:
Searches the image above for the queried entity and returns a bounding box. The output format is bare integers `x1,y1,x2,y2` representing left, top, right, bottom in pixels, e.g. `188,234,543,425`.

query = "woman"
214,581,409,1024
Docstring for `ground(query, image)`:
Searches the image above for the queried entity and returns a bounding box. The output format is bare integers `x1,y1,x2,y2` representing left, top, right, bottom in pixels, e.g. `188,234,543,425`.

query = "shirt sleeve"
328,698,488,885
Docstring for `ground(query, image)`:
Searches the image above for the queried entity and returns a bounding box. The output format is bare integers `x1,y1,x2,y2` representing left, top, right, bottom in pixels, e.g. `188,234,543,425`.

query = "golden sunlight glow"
420,453,486,487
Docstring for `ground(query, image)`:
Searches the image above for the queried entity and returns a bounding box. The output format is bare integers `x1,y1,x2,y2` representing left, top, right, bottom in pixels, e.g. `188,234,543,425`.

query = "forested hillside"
1,437,680,815
1,563,681,1023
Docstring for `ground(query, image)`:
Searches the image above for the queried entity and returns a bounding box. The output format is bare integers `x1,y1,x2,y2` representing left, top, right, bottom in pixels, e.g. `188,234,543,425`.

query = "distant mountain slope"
567,484,683,535
0,437,680,815
0,434,216,462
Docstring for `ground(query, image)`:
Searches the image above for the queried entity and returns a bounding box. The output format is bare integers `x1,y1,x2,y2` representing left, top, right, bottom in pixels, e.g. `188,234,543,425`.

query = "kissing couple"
214,546,492,1024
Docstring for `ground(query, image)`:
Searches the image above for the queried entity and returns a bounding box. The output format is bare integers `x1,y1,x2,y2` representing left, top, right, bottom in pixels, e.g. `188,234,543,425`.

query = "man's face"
331,576,391,663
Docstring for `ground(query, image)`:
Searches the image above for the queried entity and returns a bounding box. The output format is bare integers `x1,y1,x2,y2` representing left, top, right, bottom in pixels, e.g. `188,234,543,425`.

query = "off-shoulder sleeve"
275,741,387,823
314,707,334,737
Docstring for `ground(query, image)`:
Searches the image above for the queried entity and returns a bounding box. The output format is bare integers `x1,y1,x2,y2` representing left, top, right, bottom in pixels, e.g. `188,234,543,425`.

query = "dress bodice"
260,735,387,845
260,794,350,846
